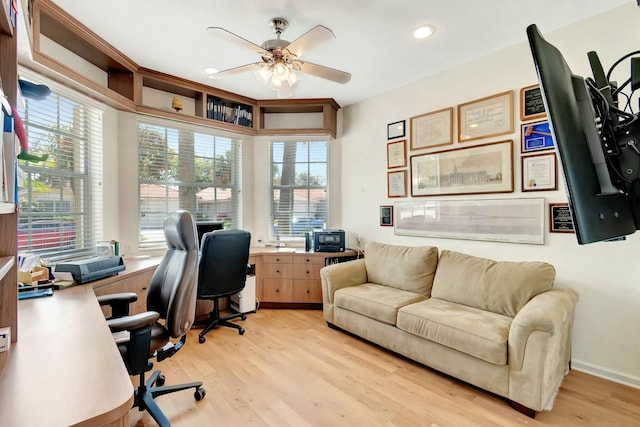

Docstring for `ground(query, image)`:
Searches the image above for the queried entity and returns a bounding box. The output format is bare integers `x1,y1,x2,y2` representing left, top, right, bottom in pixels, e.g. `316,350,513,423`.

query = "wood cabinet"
253,250,357,308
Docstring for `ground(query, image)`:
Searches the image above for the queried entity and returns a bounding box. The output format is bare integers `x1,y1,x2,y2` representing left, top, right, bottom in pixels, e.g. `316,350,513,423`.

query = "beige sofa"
320,242,579,417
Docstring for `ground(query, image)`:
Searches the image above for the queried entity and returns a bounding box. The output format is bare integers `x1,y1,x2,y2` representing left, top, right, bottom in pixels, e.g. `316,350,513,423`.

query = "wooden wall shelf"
28,0,340,138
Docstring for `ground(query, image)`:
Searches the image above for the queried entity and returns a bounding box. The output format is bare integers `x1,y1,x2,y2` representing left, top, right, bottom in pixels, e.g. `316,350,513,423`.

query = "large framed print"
521,120,554,153
520,84,546,121
387,170,407,198
394,198,545,245
387,139,406,169
410,107,453,150
387,120,406,140
458,91,514,142
522,152,557,192
410,140,514,196
549,203,574,233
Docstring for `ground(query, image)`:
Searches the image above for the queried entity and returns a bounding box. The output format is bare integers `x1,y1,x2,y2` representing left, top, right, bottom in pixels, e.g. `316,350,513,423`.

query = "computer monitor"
526,24,640,244
196,221,224,247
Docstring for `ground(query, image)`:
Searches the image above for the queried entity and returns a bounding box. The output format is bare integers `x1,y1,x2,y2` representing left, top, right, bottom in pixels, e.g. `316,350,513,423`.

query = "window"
138,118,242,248
270,140,328,239
17,76,104,260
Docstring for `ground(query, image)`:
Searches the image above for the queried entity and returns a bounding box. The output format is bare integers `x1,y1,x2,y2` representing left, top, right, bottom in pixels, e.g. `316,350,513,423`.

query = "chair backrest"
146,210,200,338
198,229,251,299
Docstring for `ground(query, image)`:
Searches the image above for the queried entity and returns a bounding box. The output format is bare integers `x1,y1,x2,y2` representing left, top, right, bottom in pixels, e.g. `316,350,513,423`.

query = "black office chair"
197,229,251,343
97,210,205,427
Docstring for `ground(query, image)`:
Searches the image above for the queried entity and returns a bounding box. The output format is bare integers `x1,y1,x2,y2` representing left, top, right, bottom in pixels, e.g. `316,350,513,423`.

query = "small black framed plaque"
549,203,574,233
520,85,546,121
380,205,393,226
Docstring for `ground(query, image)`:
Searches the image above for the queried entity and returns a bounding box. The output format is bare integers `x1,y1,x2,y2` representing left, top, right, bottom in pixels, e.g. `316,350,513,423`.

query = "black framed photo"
380,205,393,226
387,120,406,140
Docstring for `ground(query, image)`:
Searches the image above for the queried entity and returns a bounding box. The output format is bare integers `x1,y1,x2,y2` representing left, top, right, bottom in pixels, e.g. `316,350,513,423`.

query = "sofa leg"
509,400,537,418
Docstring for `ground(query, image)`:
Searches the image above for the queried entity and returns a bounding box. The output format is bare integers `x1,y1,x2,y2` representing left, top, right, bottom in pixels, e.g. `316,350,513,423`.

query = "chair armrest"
320,259,367,304
107,311,160,333
509,288,579,371
97,292,138,318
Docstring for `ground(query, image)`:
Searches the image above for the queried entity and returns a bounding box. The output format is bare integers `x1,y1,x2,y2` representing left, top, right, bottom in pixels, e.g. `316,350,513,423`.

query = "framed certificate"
387,120,406,140
522,152,557,191
458,91,514,142
387,140,407,169
410,107,453,150
387,170,407,198
520,84,546,121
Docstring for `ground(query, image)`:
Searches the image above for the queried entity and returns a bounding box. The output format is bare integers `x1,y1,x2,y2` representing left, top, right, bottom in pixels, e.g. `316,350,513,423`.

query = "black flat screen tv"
527,24,640,244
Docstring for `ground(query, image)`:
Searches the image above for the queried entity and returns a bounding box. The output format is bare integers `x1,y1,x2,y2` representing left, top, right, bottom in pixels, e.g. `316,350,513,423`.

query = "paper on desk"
53,271,74,281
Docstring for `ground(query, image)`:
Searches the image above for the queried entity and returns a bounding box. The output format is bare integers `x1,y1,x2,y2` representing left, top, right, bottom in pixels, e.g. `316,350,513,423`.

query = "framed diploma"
522,152,557,191
387,139,407,169
410,107,453,150
521,120,554,153
387,170,407,198
549,203,574,233
387,120,406,140
458,91,514,142
380,205,393,226
520,84,546,121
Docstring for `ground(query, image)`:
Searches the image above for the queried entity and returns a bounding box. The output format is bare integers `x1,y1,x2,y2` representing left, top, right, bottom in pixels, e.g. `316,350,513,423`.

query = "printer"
314,229,346,252
55,256,126,284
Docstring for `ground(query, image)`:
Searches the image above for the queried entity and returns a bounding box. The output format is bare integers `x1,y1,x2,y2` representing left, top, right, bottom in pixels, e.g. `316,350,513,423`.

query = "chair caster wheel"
238,327,245,335
194,387,206,401
155,374,165,386
198,335,206,344
241,314,247,321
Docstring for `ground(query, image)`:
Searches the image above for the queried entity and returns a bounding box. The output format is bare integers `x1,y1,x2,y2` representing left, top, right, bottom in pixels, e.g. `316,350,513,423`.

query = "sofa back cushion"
430,250,555,317
364,242,438,295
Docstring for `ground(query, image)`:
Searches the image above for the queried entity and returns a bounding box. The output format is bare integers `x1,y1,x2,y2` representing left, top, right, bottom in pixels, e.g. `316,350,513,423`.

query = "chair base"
134,370,205,427
198,298,247,343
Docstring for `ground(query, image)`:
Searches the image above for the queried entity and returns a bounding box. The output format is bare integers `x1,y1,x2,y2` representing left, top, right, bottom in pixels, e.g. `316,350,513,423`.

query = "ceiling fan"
206,17,351,98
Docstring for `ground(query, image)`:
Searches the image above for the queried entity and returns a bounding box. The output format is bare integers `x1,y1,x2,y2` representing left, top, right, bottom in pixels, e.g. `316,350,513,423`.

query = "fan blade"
297,61,351,84
284,25,335,58
207,27,270,56
209,63,261,79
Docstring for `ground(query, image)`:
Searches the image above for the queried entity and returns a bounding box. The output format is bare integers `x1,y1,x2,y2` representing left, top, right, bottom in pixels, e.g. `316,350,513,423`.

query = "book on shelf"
206,96,253,127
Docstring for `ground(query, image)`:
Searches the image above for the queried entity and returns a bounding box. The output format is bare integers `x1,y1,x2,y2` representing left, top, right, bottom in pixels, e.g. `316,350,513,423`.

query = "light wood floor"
129,309,640,427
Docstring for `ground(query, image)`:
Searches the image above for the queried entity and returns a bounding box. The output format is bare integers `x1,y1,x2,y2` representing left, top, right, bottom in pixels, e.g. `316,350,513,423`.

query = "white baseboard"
571,359,640,389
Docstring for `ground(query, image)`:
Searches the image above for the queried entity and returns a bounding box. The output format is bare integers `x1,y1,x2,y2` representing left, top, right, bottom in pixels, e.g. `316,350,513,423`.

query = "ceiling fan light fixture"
272,61,290,82
413,24,436,39
256,66,272,84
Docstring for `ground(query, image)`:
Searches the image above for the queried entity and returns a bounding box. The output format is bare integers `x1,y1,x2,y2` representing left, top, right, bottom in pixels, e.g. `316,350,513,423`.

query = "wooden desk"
0,285,134,427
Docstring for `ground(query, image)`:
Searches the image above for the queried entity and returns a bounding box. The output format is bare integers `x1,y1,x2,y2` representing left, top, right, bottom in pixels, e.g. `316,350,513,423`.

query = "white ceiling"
48,0,630,107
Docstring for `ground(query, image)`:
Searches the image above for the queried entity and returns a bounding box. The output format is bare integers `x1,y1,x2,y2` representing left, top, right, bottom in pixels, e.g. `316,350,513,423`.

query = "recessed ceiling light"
413,24,436,39
203,67,219,75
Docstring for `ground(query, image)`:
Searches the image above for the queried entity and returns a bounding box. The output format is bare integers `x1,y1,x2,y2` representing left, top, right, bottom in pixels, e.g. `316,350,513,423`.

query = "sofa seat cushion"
334,283,428,325
397,298,512,365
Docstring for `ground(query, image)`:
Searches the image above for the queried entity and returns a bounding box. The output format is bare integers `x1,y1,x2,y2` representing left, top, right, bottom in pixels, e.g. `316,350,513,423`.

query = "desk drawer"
263,254,294,264
262,262,293,278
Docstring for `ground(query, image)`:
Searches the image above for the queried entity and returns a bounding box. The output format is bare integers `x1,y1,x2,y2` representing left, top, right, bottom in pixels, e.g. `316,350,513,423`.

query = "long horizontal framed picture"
458,91,514,142
394,198,545,245
410,140,514,196
410,107,453,150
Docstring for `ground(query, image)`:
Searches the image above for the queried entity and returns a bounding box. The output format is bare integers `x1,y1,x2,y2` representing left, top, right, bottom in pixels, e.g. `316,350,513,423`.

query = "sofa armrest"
320,259,367,303
508,287,579,411
320,259,367,324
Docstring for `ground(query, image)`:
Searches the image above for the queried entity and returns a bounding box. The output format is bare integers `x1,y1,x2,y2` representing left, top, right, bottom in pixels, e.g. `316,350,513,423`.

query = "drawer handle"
276,289,279,293
306,258,311,262
306,271,310,274
276,258,280,262
276,269,280,273
307,289,310,294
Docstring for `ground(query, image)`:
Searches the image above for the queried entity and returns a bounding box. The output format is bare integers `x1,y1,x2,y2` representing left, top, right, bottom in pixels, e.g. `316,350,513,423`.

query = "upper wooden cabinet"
27,0,339,138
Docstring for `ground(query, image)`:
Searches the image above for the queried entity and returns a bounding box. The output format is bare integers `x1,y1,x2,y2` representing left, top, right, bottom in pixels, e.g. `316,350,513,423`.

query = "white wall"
340,3,640,387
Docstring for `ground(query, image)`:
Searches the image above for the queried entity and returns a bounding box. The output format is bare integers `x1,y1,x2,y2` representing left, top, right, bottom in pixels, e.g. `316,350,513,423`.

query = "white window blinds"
270,140,328,239
138,117,243,248
17,72,104,260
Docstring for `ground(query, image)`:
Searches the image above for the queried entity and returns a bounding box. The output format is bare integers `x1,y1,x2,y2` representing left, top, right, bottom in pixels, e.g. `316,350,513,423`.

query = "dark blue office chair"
98,210,205,427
